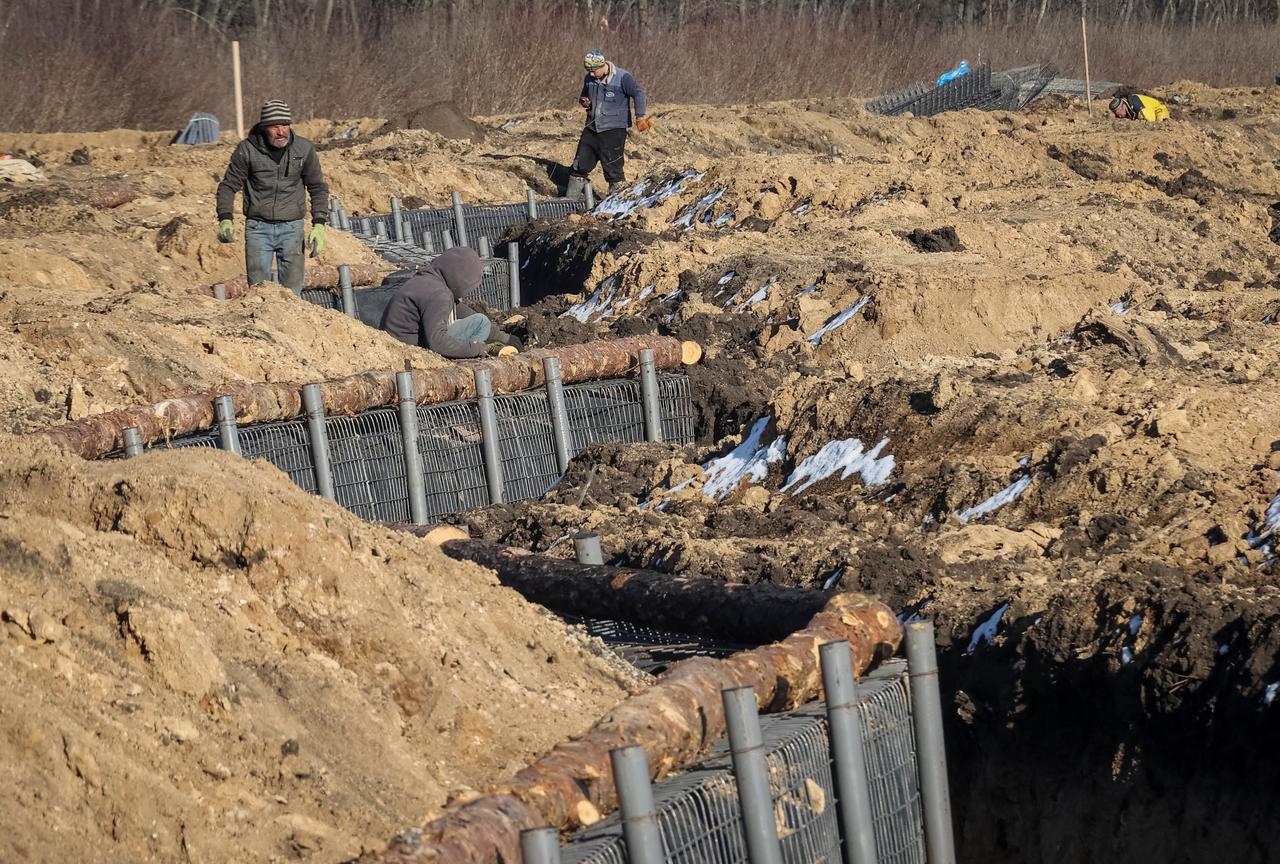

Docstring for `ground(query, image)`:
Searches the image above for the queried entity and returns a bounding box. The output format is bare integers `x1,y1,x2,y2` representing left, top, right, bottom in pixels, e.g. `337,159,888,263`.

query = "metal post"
508,241,521,307
359,217,371,236
586,183,596,209
451,191,469,248
519,827,561,864
638,348,663,444
611,746,664,864
398,212,410,245
723,686,784,864
527,187,539,219
375,221,388,241
542,357,572,473
301,383,336,501
122,426,144,458
391,197,404,241
573,531,604,565
339,264,357,317
396,371,430,525
442,229,455,251
820,641,879,864
905,621,956,864
214,395,242,456
421,230,436,253
213,283,226,300
473,367,505,505
478,235,492,259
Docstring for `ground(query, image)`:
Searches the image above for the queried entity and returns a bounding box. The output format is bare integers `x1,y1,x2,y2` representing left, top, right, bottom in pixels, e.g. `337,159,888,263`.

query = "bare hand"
580,96,591,109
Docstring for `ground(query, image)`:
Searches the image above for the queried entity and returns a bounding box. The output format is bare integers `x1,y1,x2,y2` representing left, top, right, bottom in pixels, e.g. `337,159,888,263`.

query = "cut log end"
422,525,470,545
680,340,703,365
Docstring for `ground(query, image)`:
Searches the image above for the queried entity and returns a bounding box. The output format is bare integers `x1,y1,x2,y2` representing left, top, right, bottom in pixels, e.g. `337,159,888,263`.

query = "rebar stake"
214,395,242,456
301,383,336,501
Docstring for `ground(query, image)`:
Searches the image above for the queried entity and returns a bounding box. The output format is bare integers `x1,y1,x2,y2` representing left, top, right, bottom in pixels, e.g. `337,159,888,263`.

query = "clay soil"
3,82,1280,862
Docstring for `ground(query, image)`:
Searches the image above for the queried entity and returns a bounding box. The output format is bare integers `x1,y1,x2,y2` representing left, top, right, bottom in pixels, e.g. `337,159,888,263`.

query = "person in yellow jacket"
1109,93,1170,122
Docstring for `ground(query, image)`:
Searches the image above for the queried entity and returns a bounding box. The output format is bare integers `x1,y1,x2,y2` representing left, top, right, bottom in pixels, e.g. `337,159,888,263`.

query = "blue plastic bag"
936,60,971,87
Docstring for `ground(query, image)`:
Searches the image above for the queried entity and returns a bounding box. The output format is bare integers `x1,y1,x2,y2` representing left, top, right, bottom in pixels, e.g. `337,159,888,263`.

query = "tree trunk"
427,538,831,643
195,262,385,298
41,336,700,460
353,593,902,864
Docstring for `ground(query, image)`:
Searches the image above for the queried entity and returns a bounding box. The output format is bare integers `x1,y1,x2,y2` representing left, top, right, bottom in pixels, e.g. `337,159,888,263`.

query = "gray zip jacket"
379,248,496,358
580,65,647,132
216,127,329,224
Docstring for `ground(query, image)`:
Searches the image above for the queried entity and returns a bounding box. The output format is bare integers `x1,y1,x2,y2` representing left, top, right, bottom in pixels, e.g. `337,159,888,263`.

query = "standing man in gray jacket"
215,99,329,296
567,51,651,200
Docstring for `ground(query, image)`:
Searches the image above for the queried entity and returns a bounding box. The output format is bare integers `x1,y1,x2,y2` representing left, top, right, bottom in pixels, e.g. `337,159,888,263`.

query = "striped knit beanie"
259,99,292,126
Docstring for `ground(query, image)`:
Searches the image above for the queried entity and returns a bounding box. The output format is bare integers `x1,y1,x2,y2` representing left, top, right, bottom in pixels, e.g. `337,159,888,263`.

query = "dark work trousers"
570,127,628,184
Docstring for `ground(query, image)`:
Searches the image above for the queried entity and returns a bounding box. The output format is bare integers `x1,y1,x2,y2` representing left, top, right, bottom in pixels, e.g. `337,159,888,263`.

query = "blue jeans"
245,218,305,296
447,313,492,343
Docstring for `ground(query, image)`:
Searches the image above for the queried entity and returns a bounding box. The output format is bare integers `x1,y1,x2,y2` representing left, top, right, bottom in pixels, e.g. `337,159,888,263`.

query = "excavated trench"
487,219,1280,864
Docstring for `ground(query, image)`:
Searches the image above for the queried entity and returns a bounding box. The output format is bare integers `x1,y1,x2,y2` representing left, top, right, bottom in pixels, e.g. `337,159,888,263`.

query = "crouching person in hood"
379,247,524,359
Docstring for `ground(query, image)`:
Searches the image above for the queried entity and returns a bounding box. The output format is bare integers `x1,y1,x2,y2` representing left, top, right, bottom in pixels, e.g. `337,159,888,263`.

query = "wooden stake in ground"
231,40,245,140
1081,14,1093,116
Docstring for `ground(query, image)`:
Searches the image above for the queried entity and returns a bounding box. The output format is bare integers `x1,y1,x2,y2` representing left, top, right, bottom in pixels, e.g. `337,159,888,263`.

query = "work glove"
486,342,517,358
307,223,326,256
580,96,591,109
217,219,235,243
635,116,653,132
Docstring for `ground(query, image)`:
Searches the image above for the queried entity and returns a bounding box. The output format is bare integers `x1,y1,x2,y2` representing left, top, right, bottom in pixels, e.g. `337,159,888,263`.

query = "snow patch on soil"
781,437,895,494
701,417,788,500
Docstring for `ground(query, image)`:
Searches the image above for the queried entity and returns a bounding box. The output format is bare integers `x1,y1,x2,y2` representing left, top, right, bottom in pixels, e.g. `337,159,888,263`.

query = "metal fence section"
563,615,747,675
357,197,590,252
561,660,925,864
300,251,515,314
868,63,1059,117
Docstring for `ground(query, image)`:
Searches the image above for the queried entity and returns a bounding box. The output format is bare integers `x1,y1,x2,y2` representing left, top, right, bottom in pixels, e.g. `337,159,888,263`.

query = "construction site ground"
2,80,1278,862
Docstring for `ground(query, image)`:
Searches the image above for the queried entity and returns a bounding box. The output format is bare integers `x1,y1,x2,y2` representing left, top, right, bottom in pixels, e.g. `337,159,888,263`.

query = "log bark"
428,538,829,644
41,336,697,460
193,262,384,298
353,593,901,864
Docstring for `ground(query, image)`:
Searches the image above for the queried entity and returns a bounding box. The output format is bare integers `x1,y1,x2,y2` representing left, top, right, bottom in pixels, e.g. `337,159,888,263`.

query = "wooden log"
193,262,384,298
426,538,829,644
40,336,700,460
352,593,901,864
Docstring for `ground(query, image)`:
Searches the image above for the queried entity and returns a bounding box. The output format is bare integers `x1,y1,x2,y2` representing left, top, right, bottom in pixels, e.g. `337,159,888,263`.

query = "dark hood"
429,247,484,301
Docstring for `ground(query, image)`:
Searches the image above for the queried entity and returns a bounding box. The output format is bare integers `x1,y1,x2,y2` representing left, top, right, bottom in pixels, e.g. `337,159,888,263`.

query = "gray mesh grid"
359,198,589,251
300,287,342,310
493,391,562,504
154,432,219,450
414,400,491,520
562,660,924,864
867,63,1057,117
150,372,694,523
238,421,318,494
562,615,746,675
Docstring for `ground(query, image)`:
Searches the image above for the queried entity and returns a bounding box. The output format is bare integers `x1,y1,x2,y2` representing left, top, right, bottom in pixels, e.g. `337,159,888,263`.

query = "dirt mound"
377,101,487,143
0,436,631,862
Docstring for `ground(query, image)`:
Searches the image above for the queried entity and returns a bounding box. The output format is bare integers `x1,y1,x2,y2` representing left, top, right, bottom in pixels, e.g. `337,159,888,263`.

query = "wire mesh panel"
300,287,342,310
349,408,411,524
326,415,379,520
562,615,746,675
493,391,562,504
658,373,695,445
154,432,220,450
563,378,646,453
239,421,318,494
415,401,491,520
561,661,924,864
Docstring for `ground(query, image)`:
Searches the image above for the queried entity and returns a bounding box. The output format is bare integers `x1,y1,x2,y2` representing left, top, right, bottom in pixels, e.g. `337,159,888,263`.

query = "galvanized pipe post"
421,230,436,253
477,235,492,260
375,221,388,241
359,217,371,236
442,229,455,251
586,183,596,209
527,188,539,219
213,283,227,300
338,264,357,317
390,196,404,241
214,395,242,456
451,191,469,248
820,640,879,864
396,371,429,525
398,212,410,245
519,827,561,864
122,426,144,458
723,685,784,864
905,621,956,864
638,348,664,443
573,531,604,565
542,357,572,473
301,383,336,501
473,367,505,505
508,241,521,307
610,745,665,864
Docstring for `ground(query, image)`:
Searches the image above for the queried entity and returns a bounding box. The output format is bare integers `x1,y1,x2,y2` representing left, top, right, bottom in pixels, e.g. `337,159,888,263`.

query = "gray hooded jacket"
379,247,495,358
216,127,329,224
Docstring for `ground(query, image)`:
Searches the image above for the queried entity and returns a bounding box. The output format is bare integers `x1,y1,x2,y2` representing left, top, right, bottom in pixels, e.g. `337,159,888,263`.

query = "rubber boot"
565,175,588,201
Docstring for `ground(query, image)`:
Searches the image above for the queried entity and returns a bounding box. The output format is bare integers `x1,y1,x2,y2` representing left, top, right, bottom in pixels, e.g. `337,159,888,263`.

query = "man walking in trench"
216,99,329,296
566,51,651,201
